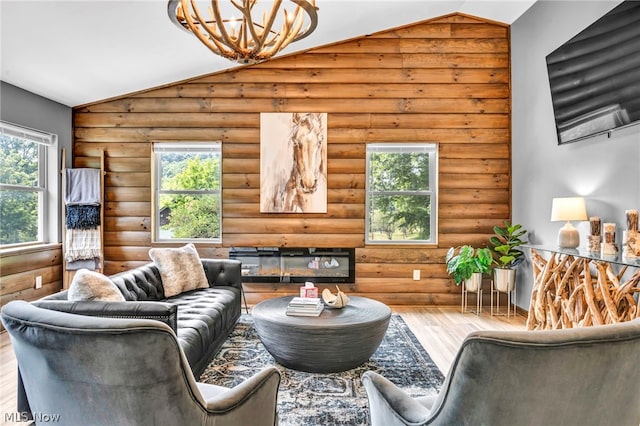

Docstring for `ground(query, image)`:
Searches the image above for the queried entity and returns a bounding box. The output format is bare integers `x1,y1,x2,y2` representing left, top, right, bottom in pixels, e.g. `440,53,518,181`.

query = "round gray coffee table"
252,295,391,373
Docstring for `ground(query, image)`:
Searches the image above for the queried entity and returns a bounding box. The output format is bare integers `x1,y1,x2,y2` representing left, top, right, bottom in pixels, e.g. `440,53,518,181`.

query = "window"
366,143,438,244
0,121,57,247
153,142,222,242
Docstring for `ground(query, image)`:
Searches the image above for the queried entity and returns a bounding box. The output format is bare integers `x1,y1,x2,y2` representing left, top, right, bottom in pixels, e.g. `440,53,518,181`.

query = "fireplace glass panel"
229,247,355,283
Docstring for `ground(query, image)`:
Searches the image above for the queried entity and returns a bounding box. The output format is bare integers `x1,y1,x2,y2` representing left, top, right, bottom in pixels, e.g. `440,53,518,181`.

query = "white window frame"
0,121,58,248
365,143,438,245
152,142,222,243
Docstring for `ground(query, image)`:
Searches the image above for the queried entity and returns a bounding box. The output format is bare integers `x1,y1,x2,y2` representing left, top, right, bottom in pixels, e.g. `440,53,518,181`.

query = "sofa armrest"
32,300,178,333
202,259,242,289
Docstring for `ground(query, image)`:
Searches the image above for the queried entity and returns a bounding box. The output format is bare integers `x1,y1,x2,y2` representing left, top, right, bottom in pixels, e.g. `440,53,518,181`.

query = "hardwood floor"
0,306,526,425
1,331,19,426
392,306,526,373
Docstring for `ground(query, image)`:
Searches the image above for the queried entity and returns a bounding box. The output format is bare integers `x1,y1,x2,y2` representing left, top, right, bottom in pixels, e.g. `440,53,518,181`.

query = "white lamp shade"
551,197,588,222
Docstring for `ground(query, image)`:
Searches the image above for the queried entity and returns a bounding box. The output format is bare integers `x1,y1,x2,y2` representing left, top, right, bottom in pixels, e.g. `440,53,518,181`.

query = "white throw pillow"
68,269,125,302
148,243,209,298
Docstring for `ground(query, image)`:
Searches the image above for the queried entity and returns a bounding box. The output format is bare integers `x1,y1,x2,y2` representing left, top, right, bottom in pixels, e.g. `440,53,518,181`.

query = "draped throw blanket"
64,168,102,270
65,228,101,262
65,205,101,229
65,168,101,205
65,258,101,271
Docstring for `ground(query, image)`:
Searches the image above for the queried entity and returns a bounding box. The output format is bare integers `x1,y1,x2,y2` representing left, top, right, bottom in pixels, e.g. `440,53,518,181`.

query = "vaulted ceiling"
1,1,536,107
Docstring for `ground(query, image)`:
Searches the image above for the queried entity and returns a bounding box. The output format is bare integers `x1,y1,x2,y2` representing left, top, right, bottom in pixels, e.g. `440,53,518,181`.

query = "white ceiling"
1,0,537,107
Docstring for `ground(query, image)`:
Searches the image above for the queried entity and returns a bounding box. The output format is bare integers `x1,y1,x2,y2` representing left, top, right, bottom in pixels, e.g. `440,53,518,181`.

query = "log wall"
0,244,63,331
72,13,512,305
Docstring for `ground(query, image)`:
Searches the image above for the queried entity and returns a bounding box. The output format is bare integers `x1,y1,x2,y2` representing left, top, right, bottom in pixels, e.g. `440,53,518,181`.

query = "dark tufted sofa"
36,258,243,376
20,258,243,415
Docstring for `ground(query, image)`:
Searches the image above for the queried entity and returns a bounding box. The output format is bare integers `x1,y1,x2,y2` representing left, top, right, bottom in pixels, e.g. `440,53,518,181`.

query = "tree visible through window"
154,143,221,242
366,143,437,244
0,122,53,246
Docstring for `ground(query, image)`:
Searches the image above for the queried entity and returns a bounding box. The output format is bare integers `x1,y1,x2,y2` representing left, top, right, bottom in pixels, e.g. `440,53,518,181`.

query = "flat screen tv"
546,0,640,145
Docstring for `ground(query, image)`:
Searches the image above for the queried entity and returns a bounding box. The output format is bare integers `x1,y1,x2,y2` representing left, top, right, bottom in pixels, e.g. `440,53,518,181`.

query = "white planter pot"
493,268,516,293
464,272,483,293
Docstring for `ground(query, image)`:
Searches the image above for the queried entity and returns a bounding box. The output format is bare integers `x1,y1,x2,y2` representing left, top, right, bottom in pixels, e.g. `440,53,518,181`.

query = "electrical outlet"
413,269,420,281
35,276,42,289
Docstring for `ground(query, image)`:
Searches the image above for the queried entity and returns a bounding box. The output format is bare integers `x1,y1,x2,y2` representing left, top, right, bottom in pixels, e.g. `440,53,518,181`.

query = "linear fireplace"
229,247,355,284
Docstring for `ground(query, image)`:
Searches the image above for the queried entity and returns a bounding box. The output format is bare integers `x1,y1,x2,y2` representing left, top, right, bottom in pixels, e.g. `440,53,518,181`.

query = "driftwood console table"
527,245,640,330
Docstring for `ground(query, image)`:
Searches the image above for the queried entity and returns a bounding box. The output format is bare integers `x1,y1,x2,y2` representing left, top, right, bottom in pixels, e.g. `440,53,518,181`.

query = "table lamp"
551,197,588,248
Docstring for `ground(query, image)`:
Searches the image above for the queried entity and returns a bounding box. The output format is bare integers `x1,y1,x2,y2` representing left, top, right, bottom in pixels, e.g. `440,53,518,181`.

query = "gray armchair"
363,318,640,426
1,301,280,426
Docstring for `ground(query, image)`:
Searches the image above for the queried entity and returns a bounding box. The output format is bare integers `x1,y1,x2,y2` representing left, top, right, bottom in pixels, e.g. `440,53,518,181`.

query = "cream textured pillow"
68,269,125,302
148,243,209,298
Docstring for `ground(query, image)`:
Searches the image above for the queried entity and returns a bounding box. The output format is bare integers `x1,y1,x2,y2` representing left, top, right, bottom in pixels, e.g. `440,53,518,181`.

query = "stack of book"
286,297,324,317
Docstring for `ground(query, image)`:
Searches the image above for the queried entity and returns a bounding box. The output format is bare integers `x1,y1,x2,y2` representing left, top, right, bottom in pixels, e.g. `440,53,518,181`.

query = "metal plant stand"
490,279,517,318
461,280,482,315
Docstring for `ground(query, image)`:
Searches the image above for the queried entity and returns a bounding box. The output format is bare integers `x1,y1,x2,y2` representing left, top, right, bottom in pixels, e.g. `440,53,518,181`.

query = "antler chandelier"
168,0,318,64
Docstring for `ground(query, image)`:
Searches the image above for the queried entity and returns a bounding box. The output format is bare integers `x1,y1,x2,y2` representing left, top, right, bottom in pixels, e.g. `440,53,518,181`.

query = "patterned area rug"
200,314,445,425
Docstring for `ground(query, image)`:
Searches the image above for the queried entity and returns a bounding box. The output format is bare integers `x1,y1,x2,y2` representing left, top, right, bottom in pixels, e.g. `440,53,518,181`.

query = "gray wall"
511,1,640,309
1,81,73,241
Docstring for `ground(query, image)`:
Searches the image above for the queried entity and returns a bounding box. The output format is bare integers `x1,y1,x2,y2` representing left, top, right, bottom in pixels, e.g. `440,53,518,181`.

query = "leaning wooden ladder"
60,148,105,289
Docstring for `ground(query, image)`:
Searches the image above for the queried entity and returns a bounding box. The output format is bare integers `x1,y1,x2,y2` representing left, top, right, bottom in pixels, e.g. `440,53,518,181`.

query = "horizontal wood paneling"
0,245,63,331
131,83,509,99
73,14,511,305
311,38,509,54
74,127,512,143
195,68,510,84
255,53,509,69
80,98,510,114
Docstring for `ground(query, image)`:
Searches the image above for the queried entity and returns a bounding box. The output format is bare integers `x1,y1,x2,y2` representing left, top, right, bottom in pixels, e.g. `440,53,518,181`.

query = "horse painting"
260,112,327,213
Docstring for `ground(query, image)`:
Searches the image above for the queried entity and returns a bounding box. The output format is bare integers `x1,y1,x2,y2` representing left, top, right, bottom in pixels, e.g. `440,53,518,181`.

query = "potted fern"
445,245,493,292
489,221,528,292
